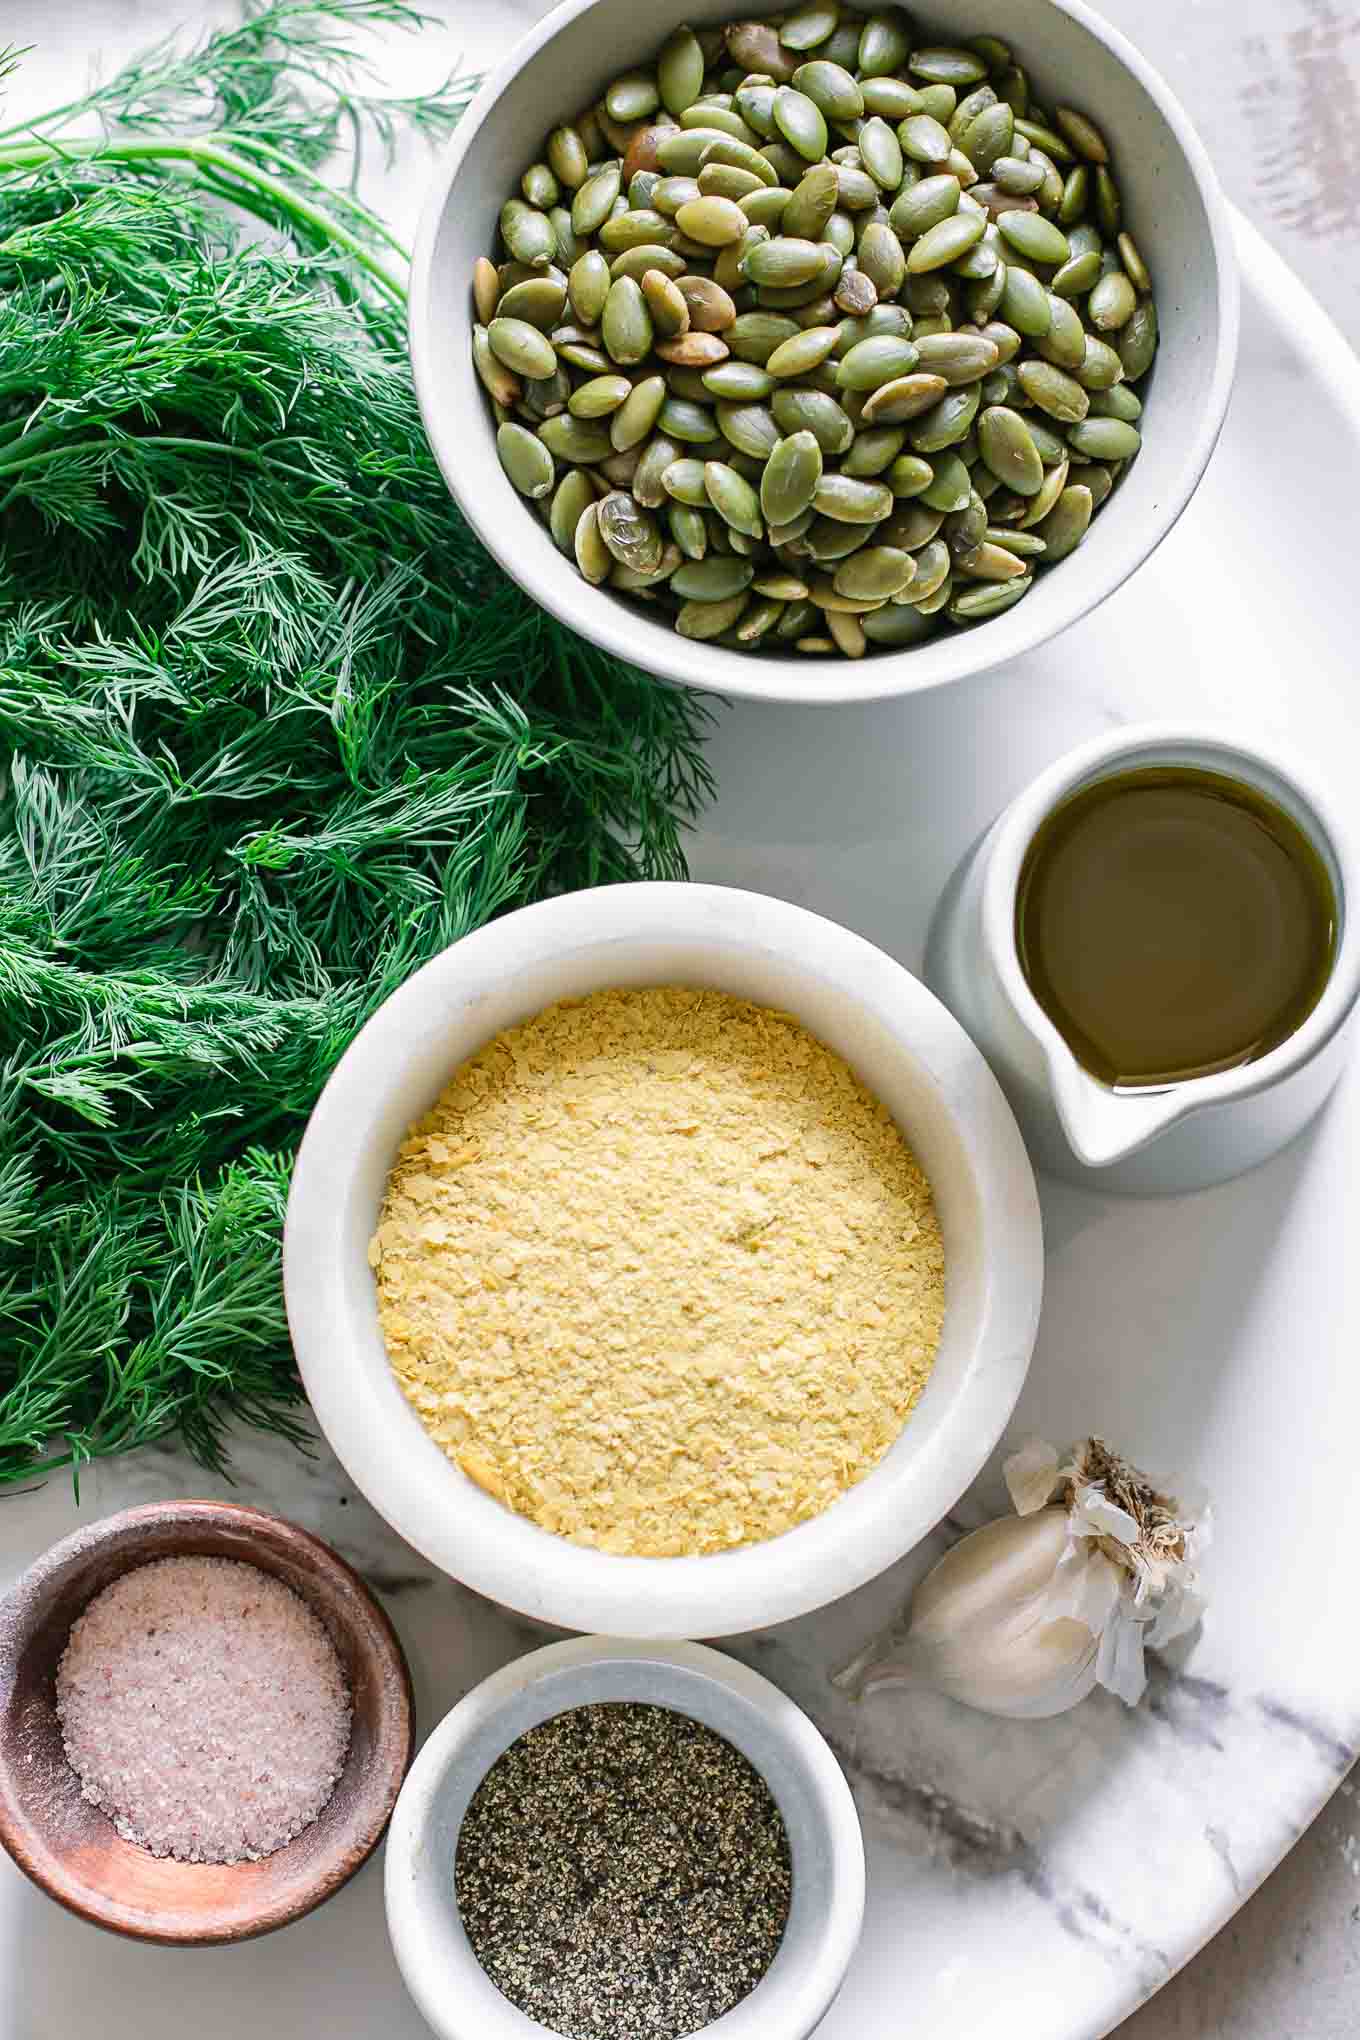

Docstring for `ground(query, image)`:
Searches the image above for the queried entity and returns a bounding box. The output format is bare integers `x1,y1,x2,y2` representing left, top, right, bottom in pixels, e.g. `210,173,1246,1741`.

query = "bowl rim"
284,880,1044,1638
383,1636,866,2040
408,0,1241,707
0,1499,415,1945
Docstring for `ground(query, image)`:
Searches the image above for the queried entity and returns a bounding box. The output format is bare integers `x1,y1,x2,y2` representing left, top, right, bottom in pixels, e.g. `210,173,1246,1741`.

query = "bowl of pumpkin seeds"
410,0,1238,701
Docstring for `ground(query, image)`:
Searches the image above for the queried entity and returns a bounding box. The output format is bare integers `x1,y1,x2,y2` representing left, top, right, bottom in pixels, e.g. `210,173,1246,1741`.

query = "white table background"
4,3,1360,2036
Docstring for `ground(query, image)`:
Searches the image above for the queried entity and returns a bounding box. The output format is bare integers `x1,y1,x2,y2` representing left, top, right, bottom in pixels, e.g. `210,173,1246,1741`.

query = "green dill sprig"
0,6,715,1484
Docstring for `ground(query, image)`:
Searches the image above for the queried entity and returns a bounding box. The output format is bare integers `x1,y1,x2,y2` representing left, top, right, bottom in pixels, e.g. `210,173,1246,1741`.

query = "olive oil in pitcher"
1015,766,1337,1089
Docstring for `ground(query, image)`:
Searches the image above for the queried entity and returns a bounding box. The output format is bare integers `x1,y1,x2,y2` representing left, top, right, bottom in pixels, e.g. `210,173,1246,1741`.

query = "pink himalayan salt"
56,1554,351,1864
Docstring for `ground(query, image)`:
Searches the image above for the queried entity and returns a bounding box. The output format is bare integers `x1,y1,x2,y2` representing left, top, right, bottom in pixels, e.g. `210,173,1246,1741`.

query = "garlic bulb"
834,1437,1210,1719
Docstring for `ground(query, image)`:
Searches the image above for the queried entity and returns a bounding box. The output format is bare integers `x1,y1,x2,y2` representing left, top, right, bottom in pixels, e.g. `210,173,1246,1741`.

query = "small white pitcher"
925,724,1360,1195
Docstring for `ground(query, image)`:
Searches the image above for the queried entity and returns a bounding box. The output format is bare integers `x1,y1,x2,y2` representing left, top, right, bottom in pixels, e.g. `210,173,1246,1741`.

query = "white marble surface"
3,5,1360,2038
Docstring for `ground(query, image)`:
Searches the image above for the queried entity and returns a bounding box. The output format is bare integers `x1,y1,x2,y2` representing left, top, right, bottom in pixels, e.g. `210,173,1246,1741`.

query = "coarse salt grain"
55,1555,351,1864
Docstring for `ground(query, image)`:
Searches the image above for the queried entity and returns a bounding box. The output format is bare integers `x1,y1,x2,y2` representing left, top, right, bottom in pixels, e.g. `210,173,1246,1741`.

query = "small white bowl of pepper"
384,1635,865,2040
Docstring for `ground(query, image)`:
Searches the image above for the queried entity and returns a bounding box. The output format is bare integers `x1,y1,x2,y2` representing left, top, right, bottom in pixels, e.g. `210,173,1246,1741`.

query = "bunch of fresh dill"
0,4,714,1484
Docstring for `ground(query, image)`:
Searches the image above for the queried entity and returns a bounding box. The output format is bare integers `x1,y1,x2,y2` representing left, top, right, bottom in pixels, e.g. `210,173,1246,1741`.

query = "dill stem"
0,136,409,300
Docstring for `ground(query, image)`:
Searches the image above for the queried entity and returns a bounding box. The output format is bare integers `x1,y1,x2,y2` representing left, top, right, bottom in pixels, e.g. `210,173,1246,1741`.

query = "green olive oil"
1015,766,1337,1088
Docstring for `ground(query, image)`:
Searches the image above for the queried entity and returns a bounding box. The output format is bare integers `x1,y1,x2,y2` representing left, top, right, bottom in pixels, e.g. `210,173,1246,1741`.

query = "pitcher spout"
1047,1052,1191,1170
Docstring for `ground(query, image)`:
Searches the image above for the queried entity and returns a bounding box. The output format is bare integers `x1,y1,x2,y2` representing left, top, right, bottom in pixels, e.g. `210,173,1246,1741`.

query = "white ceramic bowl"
284,882,1042,1636
384,1637,865,2040
409,0,1239,706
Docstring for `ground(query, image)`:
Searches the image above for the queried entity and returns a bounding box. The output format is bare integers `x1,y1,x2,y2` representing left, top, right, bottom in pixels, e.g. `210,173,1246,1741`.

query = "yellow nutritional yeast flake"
370,987,946,1557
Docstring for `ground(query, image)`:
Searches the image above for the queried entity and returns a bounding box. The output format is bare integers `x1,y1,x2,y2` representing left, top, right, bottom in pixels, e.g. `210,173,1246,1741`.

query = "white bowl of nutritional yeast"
285,882,1042,1638
384,1637,865,2040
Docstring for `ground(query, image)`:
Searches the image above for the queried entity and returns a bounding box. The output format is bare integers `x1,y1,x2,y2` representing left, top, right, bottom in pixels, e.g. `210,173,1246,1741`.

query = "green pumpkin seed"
1118,297,1158,380
774,86,829,161
500,199,557,269
744,236,828,287
703,360,775,401
859,10,912,76
837,335,921,389
567,249,612,326
861,76,925,118
670,555,755,600
681,104,761,145
597,490,663,571
761,429,824,523
661,456,711,505
999,265,1052,337
836,164,882,211
548,469,595,552
704,460,765,537
913,333,1001,383
887,452,935,496
1074,333,1125,389
834,546,915,600
675,195,748,247
1036,483,1092,560
521,162,561,211
841,424,906,476
766,324,841,377
900,113,953,165
498,275,569,330
781,0,840,49
632,433,681,506
978,404,1044,494
813,473,894,522
917,83,961,122
605,72,660,124
882,502,945,550
775,164,834,241
862,602,938,644
907,212,985,272
1049,248,1100,301
1067,416,1141,461
737,184,791,228
1093,165,1122,236
961,102,1014,175
1117,232,1152,293
728,311,800,362
791,58,865,122
1013,117,1074,162
658,26,705,116
571,163,623,238
716,400,781,459
667,502,709,558
677,591,750,638
658,396,719,445
993,153,1045,196
601,276,653,364
608,374,666,452
1088,382,1142,422
857,116,904,189
641,269,690,340
488,317,558,381
573,500,611,582
1016,358,1088,422
771,387,856,451
848,222,901,299
949,573,1031,619
547,126,590,191
910,536,952,598
496,421,555,498
919,450,971,511
890,173,961,240
1052,105,1107,163
996,209,1069,266
567,373,630,420
1089,269,1137,331
862,372,950,423
956,539,1027,581
911,45,987,86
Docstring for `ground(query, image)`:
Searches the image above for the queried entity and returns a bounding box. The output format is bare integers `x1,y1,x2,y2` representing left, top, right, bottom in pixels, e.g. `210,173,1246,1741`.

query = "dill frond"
0,5,715,1484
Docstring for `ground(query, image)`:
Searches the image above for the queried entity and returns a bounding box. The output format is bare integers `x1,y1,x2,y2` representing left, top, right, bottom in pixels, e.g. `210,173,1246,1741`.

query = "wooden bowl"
0,1499,414,1944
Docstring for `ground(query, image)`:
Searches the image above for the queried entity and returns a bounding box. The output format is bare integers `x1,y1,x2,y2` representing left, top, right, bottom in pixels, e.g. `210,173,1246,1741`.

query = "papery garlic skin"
836,1437,1210,1721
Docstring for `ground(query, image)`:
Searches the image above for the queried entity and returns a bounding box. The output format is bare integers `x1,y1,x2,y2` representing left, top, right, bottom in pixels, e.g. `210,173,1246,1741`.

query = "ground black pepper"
454,1701,793,2039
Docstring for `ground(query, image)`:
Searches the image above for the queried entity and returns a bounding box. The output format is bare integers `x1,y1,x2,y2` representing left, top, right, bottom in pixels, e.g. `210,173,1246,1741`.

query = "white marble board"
2,5,1360,2038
